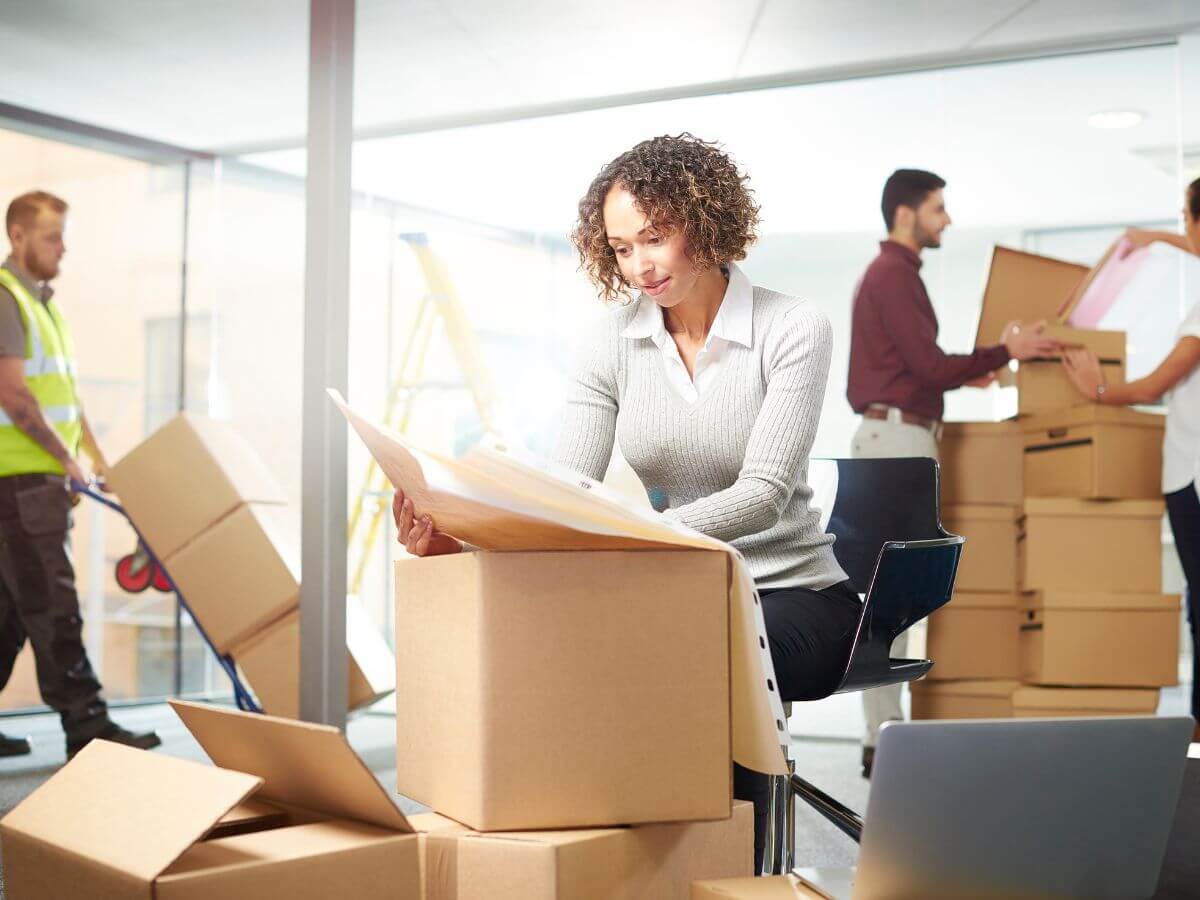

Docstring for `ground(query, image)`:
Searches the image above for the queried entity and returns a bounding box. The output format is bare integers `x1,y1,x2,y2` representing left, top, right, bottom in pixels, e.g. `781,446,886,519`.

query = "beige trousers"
851,415,939,748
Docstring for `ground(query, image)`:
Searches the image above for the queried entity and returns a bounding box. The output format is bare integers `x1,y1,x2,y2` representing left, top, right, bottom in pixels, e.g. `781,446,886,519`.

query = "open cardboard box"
396,548,731,832
1022,406,1165,500
972,247,1124,414
0,700,420,899
107,413,288,560
413,802,753,900
1020,591,1180,687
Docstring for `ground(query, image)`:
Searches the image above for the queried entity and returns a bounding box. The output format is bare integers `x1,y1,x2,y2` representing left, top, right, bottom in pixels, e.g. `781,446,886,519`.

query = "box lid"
1026,591,1180,612
1035,324,1125,361
170,700,413,833
942,504,1022,522
912,679,1018,698
0,739,261,883
1021,405,1165,434
1022,497,1165,518
973,246,1088,348
1011,686,1159,711
940,420,1023,438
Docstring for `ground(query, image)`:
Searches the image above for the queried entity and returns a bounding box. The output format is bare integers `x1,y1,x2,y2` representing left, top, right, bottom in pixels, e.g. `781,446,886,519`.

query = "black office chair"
760,457,963,875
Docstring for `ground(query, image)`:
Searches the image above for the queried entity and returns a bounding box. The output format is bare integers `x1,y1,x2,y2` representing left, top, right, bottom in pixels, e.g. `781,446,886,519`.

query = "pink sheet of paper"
1069,238,1150,327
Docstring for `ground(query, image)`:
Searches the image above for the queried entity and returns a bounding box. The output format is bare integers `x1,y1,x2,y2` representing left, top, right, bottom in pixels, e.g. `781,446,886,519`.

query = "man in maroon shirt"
848,169,1057,777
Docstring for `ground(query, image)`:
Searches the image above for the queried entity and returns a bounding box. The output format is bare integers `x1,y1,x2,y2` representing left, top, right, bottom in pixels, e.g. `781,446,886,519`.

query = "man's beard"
914,223,941,249
22,250,56,282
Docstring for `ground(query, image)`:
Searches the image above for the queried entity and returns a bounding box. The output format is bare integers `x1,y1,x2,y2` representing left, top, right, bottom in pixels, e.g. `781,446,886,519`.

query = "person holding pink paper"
1063,176,1200,740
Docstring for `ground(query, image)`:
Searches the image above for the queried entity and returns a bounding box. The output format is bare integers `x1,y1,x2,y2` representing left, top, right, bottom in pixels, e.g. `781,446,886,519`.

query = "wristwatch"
1095,383,1107,403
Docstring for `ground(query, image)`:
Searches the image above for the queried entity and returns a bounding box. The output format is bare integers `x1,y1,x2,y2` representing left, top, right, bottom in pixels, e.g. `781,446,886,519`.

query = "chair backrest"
807,457,962,695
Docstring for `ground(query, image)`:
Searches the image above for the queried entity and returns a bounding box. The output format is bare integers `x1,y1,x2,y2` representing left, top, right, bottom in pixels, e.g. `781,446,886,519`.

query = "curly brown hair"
571,133,760,302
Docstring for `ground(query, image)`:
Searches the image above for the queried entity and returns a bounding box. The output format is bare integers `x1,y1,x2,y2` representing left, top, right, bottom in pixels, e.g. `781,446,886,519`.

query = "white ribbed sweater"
553,286,847,590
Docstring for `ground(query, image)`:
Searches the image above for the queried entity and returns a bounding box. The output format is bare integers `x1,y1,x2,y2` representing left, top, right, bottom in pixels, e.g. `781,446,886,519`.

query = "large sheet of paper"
331,390,789,775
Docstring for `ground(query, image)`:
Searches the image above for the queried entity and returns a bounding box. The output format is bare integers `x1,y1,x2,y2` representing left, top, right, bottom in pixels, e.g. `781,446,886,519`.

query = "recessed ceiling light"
1088,109,1145,130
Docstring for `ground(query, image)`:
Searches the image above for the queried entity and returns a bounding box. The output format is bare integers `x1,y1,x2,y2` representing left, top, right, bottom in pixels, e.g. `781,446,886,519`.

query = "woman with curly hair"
395,133,857,870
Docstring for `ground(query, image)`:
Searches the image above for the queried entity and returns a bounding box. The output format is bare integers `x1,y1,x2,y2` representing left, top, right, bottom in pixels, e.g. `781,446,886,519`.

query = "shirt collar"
620,262,754,348
880,239,923,271
1,256,53,302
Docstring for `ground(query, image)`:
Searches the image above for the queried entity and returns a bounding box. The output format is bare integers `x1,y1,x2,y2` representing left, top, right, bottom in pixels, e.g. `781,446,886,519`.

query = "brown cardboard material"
1019,592,1180,687
941,506,1021,592
164,502,300,653
1020,498,1164,593
1022,406,1165,500
1013,325,1125,416
395,549,731,831
205,798,288,840
107,413,287,559
925,592,1020,681
972,247,1088,350
231,594,396,718
1011,686,1160,717
910,679,1018,720
415,802,753,900
691,875,826,898
939,421,1024,505
0,701,420,900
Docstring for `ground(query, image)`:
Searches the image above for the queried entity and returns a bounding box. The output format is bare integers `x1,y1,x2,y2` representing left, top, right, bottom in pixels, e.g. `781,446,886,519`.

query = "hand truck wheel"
115,553,152,593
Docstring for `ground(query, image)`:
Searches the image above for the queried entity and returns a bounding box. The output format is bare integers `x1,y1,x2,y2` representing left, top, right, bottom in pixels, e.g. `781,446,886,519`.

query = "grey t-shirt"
0,258,52,358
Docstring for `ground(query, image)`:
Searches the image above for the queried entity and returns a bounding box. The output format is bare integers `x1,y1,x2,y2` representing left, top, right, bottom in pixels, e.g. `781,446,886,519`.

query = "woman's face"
1185,196,1200,251
602,185,705,308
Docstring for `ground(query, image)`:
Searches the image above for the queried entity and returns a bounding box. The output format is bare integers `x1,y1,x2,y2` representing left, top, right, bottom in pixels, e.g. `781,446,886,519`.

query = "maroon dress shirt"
846,241,1009,421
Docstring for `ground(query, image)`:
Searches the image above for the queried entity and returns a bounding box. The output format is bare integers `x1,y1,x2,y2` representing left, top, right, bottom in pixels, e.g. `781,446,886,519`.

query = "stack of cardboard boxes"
912,247,1180,720
106,413,395,717
390,548,757,898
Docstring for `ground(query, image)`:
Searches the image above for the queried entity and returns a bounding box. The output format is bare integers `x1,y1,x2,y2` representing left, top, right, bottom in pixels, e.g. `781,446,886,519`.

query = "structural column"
300,0,355,727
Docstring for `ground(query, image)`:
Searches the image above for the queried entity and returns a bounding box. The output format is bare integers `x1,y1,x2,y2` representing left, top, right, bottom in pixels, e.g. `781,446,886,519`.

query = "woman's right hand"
392,489,464,557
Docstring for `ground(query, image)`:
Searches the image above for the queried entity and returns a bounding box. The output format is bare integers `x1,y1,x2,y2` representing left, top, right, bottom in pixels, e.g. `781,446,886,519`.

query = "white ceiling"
0,0,1198,152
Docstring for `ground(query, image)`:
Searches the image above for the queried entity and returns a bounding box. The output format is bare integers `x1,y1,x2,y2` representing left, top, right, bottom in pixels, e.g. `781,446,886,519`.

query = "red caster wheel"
115,552,152,593
151,563,173,593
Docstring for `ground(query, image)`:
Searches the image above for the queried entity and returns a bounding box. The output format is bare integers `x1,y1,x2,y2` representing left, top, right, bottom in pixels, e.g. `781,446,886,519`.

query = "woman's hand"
392,489,463,557
1119,228,1158,258
1061,348,1104,400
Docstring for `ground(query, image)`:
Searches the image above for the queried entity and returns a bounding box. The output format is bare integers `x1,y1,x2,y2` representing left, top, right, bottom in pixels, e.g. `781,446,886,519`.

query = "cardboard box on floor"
1020,498,1163,594
910,679,1018,719
0,701,420,900
106,413,288,560
939,421,1024,505
691,874,827,899
396,549,731,832
925,592,1020,681
941,506,1021,592
413,803,753,900
1020,591,1180,687
1022,406,1165,500
1012,686,1160,717
232,594,396,718
164,502,301,653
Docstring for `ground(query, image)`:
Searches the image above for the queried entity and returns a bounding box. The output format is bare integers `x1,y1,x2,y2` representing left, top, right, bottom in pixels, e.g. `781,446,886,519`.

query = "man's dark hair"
881,169,946,231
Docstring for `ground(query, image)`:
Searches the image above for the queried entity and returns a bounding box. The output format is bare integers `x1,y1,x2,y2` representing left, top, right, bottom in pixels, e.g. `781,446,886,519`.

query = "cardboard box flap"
913,679,1019,698
170,700,412,832
1022,497,1165,518
1036,325,1125,361
1027,591,1180,612
1012,687,1158,712
942,504,1021,522
0,739,261,883
1021,405,1165,433
973,246,1088,348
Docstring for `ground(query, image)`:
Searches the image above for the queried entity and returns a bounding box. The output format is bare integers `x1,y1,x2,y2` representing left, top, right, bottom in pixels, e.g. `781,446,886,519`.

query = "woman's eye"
647,236,661,245
616,247,631,256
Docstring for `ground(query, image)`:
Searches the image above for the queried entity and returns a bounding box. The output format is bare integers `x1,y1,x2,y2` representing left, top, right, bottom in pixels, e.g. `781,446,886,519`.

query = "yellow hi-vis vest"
0,268,81,477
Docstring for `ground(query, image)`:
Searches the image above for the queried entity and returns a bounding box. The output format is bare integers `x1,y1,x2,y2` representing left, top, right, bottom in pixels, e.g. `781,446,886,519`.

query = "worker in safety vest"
0,190,160,760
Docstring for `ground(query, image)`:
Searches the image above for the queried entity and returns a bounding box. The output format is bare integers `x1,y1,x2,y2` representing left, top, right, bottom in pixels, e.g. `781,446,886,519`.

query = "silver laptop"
796,717,1192,900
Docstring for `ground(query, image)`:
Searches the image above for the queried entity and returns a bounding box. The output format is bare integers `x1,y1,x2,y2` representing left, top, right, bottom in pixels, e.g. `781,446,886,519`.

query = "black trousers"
1166,483,1200,721
0,473,108,742
733,580,862,872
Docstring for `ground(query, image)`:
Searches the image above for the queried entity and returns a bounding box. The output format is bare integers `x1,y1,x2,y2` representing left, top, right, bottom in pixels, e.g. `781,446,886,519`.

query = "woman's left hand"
1061,348,1104,399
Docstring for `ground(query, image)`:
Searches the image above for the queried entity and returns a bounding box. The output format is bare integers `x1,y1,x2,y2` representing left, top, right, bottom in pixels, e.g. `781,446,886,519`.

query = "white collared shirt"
620,262,754,405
